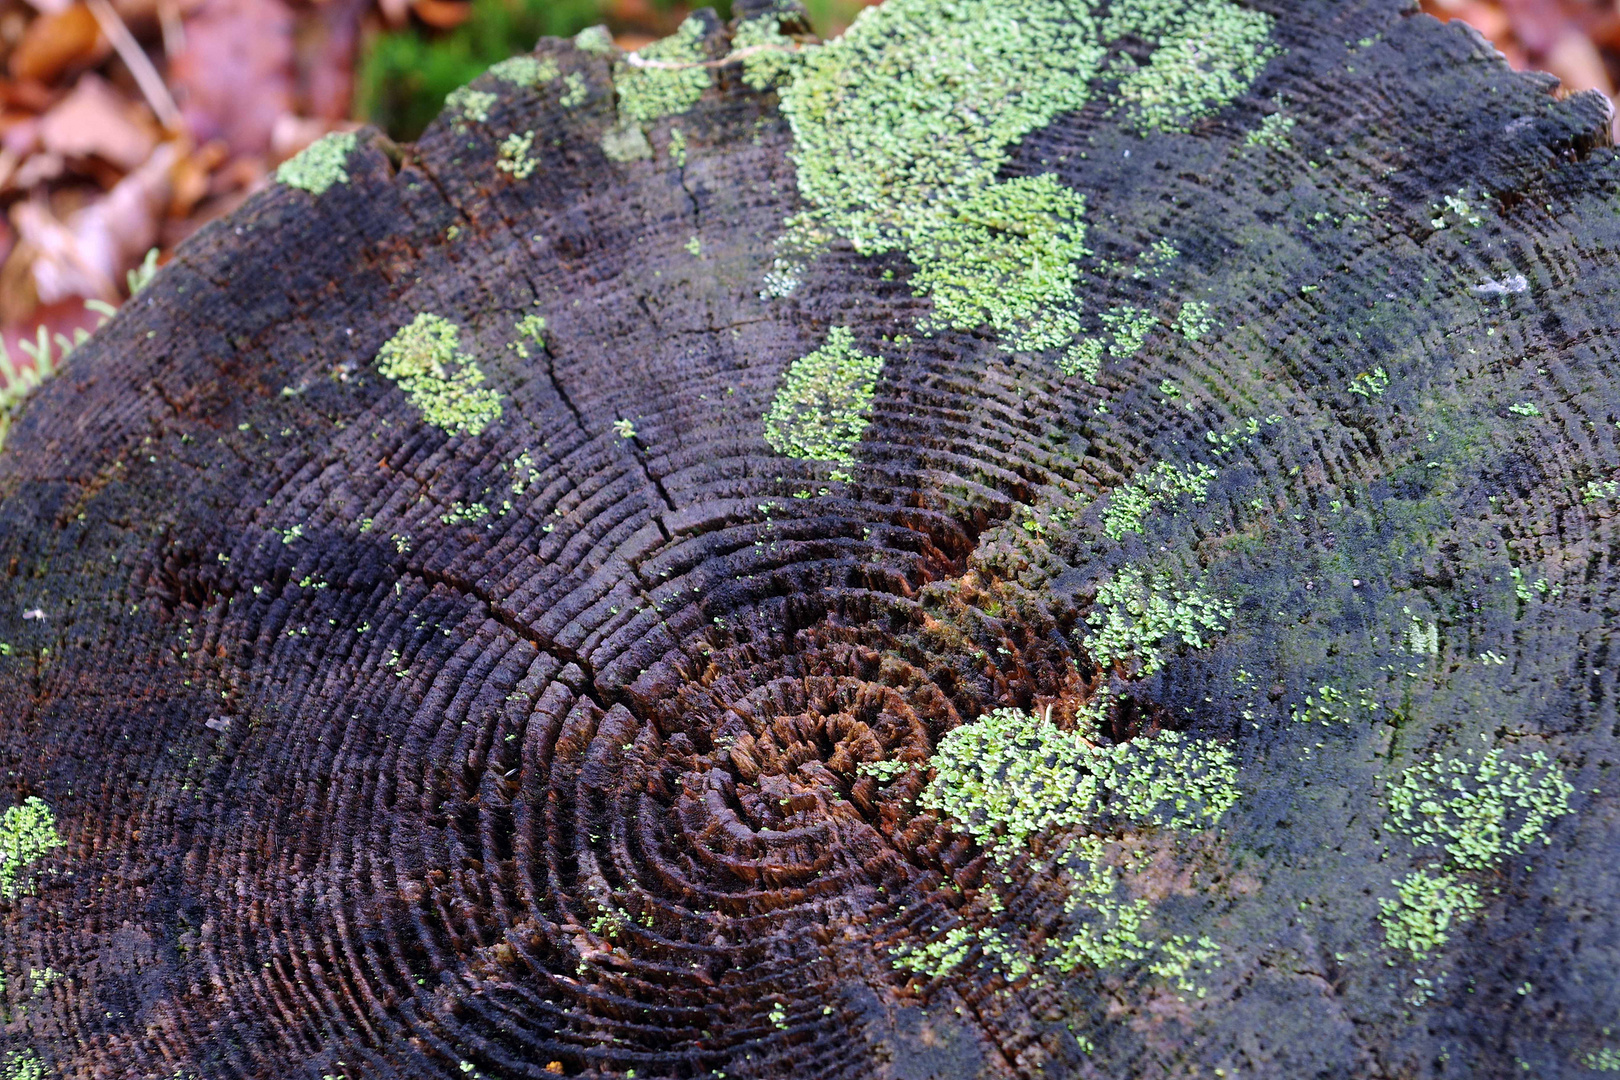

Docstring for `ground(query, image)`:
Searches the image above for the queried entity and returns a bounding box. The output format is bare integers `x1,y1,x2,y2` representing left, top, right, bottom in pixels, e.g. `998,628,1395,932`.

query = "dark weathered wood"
2,1,1619,1076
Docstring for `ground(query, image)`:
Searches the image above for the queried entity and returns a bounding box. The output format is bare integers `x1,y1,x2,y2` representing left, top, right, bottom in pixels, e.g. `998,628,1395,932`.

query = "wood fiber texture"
1,1,1619,1077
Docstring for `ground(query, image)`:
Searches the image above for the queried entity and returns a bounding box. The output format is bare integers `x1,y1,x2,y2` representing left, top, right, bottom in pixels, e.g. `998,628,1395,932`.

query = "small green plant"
1508,401,1541,418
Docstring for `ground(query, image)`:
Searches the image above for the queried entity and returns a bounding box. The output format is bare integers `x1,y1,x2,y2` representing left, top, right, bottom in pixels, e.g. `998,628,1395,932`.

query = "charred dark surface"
1,1,1619,1077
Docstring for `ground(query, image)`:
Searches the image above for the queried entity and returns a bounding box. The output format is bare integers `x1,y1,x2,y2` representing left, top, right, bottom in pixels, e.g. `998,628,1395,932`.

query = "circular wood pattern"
2,2,1620,1077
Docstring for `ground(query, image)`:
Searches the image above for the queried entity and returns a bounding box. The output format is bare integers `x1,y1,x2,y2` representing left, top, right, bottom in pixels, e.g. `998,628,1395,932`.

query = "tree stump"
2,1,1619,1076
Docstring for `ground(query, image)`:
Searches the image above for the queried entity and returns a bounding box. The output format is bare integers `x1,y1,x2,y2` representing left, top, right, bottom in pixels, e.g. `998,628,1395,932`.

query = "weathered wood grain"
2,1,1619,1076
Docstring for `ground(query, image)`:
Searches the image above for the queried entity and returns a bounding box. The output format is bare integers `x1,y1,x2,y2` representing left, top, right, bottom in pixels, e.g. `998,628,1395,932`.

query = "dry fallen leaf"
167,0,295,157
9,4,107,83
13,140,175,303
39,72,158,170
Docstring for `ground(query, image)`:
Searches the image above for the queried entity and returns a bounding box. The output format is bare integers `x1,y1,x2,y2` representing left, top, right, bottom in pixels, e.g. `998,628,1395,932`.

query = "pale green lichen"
1173,300,1214,340
1587,1047,1620,1072
374,314,503,436
600,122,652,163
1102,461,1216,540
1,797,62,900
1,1050,42,1080
560,72,588,109
922,707,1238,857
1109,0,1277,134
1245,108,1295,150
1378,869,1483,961
446,86,497,124
763,327,882,464
487,54,558,86
732,12,798,91
573,25,616,55
898,705,1238,991
616,15,711,124
1584,479,1620,504
496,131,537,179
772,0,1274,375
1084,565,1234,676
276,131,358,195
1378,747,1574,959
1348,367,1389,397
667,126,687,166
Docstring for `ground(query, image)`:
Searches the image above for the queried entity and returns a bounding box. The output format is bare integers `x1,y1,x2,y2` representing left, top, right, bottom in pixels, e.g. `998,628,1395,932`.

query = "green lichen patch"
922,707,1239,857
600,122,652,163
1,797,62,900
897,705,1239,991
275,131,358,195
511,313,546,359
910,174,1091,352
1245,107,1295,150
731,12,798,92
1084,565,1234,676
762,327,882,464
573,25,615,56
667,126,687,166
1110,0,1277,134
1378,869,1483,960
446,86,497,124
772,0,1275,376
1173,299,1214,340
487,54,558,86
1102,461,1216,540
1,1050,42,1080
496,131,537,179
560,72,588,109
374,314,503,437
615,15,711,124
1378,747,1574,959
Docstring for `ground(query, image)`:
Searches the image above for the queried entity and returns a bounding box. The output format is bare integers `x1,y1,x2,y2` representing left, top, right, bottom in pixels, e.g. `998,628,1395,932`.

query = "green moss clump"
615,15,711,124
1085,566,1234,676
446,86,497,124
497,131,537,178
773,0,1275,375
1587,1047,1620,1072
1102,461,1216,540
731,13,798,92
763,327,883,464
275,132,358,195
374,314,504,437
1378,747,1574,959
1,797,62,900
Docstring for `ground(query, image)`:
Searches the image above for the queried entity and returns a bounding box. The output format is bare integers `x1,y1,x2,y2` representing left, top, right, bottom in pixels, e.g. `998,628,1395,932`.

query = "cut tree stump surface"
2,1,1619,1077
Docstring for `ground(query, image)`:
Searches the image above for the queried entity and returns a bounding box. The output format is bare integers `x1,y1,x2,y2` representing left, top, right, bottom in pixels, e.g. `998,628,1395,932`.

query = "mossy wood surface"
1,1,1619,1076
